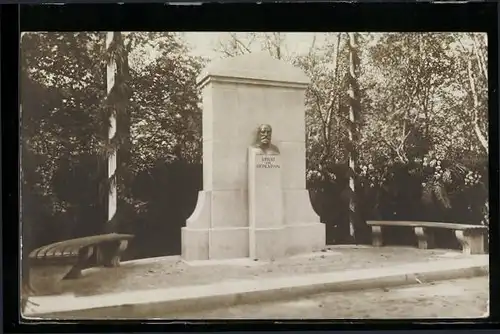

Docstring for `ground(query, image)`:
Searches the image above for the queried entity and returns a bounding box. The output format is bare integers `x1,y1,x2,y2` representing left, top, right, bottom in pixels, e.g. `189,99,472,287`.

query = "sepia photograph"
20,31,489,320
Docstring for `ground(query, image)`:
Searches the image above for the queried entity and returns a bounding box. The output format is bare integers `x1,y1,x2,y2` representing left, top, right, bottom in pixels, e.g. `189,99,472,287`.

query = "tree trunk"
104,32,131,234
466,53,489,254
105,32,119,233
470,33,488,81
275,33,282,60
466,58,488,154
346,33,361,243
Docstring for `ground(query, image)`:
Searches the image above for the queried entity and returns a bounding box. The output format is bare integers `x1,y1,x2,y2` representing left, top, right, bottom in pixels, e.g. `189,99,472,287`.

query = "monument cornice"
196,52,310,90
197,74,310,90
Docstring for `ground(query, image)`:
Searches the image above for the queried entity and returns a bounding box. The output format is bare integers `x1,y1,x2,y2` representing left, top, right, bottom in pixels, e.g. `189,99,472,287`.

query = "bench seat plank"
29,233,133,260
367,220,486,230
366,220,487,255
26,233,134,295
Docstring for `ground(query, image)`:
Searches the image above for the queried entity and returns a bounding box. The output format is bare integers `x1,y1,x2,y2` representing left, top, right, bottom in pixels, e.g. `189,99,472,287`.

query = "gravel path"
40,246,474,297
172,276,489,319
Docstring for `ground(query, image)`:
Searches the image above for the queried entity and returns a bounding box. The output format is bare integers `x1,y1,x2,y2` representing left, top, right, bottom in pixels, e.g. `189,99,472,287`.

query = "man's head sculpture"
252,124,280,155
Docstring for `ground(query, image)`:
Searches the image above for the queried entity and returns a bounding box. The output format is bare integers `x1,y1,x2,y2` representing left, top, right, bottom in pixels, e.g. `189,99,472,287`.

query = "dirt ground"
171,276,489,319
34,246,476,296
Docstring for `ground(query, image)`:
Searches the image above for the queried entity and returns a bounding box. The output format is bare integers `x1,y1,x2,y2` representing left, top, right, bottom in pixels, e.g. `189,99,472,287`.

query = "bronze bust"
251,124,280,155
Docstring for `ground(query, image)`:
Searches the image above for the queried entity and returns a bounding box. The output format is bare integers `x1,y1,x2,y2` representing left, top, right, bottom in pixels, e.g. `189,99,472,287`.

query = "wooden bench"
27,233,134,294
366,220,487,255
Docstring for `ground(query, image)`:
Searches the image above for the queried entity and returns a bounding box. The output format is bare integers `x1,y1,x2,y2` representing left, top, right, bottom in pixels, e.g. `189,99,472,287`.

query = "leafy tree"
358,33,488,217
362,33,455,162
21,31,205,257
296,33,347,177
20,31,107,310
127,32,204,171
21,32,107,236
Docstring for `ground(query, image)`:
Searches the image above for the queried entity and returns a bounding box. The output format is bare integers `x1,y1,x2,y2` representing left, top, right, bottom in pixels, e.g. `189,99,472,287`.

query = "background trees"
21,32,203,257
21,32,489,257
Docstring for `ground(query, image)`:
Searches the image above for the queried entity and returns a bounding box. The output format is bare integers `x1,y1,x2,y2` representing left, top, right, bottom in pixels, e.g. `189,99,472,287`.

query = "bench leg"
414,227,434,250
455,230,485,255
371,226,383,247
63,246,94,280
100,240,129,268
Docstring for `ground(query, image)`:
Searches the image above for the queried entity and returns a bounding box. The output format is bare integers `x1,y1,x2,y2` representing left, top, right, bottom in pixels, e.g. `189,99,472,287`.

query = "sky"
128,32,332,72
179,32,484,61
181,32,330,60
128,31,484,76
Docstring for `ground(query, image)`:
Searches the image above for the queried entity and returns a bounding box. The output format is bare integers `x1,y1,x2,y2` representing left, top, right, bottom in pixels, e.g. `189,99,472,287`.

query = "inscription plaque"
256,156,281,169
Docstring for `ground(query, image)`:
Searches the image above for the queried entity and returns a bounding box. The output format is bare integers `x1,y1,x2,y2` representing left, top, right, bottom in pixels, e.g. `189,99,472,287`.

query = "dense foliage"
21,32,489,257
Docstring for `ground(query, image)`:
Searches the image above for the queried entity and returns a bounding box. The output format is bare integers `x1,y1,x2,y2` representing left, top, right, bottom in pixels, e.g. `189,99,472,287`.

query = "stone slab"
211,190,248,228
181,228,209,261
183,258,266,267
279,142,307,190
24,256,489,318
185,191,211,229
180,227,252,261
286,223,326,256
250,227,286,260
248,151,284,229
283,189,320,224
209,227,249,259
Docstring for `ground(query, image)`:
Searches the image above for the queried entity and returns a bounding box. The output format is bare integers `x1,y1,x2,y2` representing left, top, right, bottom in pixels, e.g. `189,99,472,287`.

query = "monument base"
181,227,249,261
181,187,326,262
182,222,326,261
285,223,326,256
250,227,286,260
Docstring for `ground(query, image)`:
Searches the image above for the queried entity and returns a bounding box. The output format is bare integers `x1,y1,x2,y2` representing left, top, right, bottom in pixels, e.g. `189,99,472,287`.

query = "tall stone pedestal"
181,52,326,262
248,150,285,260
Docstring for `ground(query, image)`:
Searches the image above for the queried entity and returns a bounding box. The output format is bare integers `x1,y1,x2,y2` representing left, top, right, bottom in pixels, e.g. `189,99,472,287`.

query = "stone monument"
181,52,325,261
